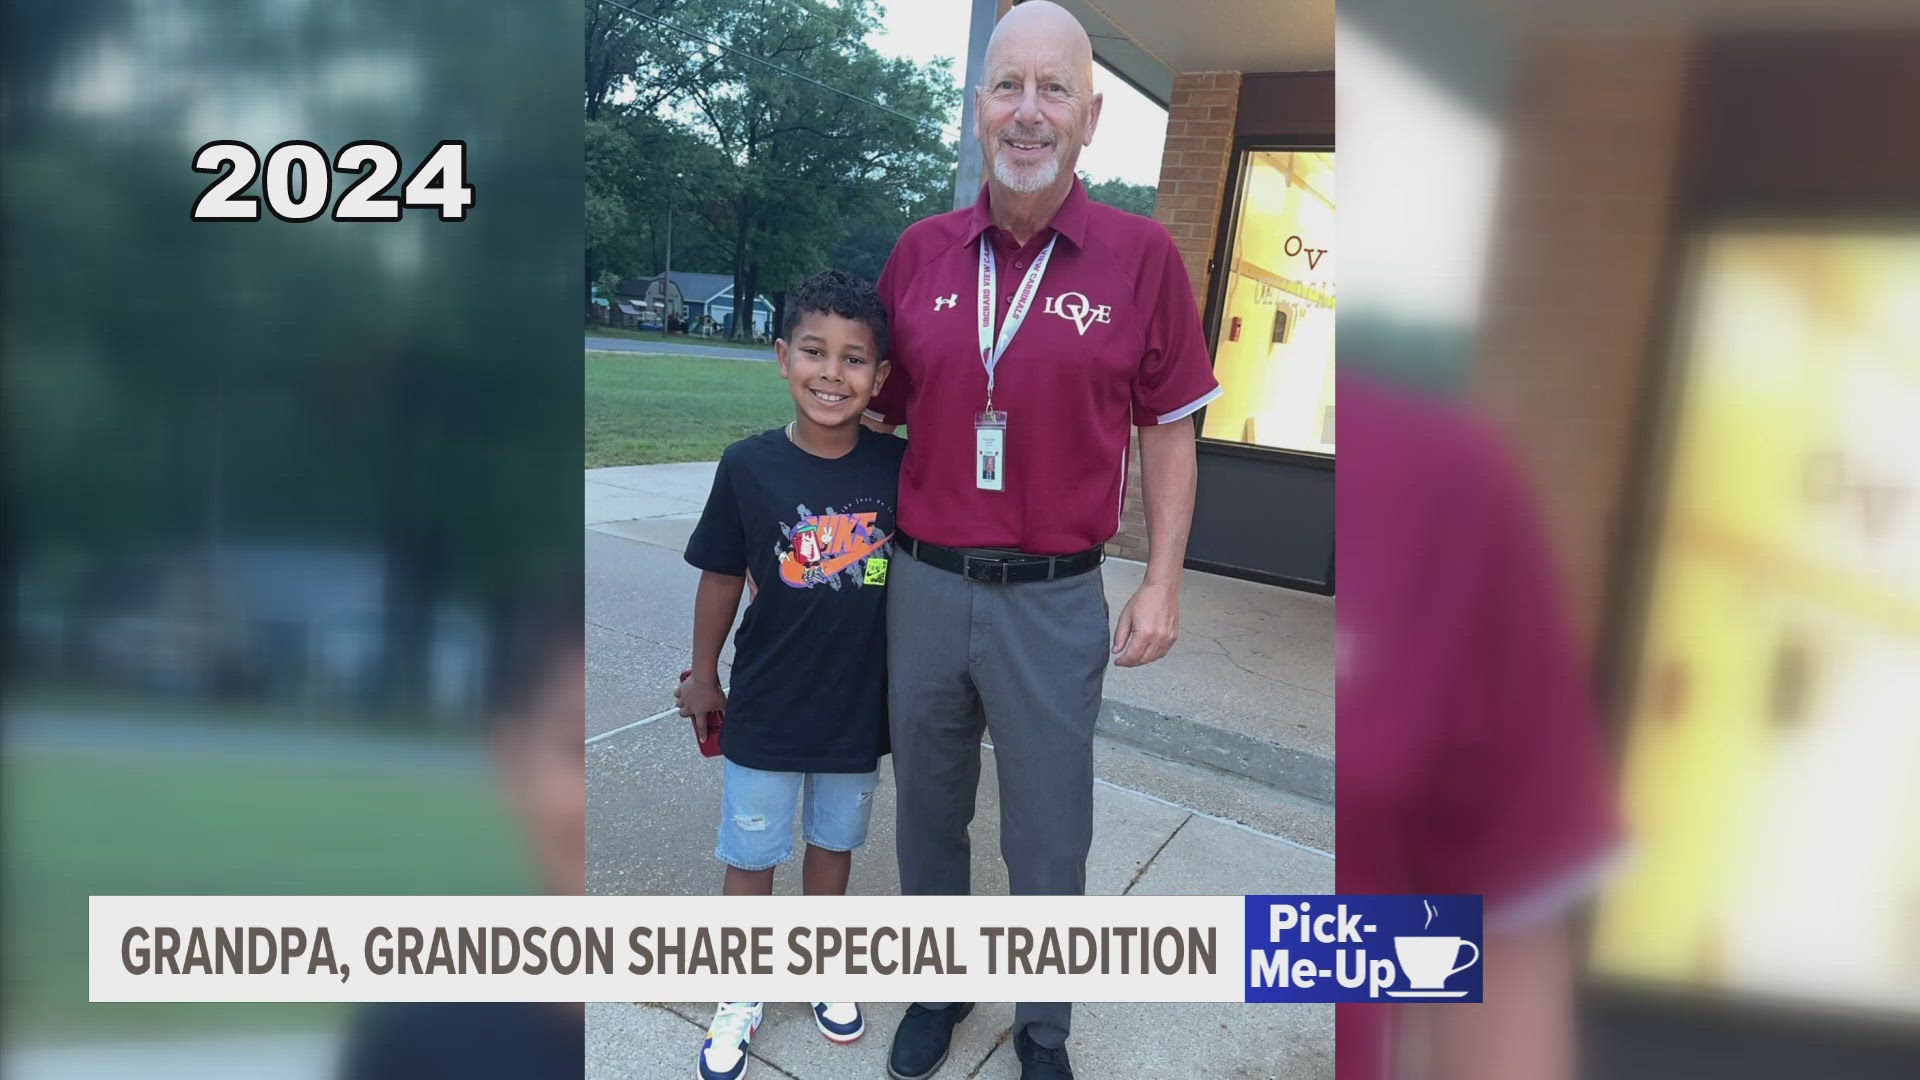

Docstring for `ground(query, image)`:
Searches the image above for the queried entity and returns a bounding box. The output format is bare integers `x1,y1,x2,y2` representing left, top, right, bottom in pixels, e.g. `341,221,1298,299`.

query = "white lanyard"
976,233,1058,409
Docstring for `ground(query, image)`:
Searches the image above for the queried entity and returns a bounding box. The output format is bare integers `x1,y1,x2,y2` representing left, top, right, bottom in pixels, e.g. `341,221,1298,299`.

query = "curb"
1094,698,1335,806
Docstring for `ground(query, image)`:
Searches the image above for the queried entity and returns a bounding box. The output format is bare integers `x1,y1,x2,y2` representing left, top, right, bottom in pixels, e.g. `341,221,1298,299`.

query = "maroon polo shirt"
1336,376,1620,1079
868,178,1220,555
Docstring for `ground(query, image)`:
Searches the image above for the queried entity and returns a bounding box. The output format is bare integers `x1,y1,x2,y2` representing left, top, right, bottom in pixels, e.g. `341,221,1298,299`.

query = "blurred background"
1341,0,1920,1075
24,0,1920,1073
2,0,581,1075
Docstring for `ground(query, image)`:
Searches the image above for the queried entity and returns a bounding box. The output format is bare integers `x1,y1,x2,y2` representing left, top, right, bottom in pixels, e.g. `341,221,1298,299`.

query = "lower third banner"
90,894,1482,1003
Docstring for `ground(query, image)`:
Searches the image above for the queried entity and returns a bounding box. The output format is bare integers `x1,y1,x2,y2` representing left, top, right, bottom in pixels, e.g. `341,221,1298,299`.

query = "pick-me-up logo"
1244,895,1483,1003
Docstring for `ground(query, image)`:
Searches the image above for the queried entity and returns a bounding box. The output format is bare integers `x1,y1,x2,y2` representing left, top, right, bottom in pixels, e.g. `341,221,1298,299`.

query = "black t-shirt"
684,426,905,773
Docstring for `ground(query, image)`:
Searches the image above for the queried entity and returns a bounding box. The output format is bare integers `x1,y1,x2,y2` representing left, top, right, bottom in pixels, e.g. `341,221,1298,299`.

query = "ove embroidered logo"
933,293,958,311
1043,291,1112,335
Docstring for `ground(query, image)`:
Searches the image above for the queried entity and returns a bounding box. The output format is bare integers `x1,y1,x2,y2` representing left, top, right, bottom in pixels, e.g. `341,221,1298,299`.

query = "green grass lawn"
585,325,773,356
586,350,796,467
3,745,531,1036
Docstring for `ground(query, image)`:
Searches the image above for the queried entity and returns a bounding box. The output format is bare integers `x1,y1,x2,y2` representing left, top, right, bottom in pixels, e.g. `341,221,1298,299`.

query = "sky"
1337,15,1499,324
867,1,1169,187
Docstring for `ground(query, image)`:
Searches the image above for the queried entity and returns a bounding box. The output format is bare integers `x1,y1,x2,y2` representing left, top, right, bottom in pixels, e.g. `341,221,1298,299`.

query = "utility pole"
953,0,1003,210
662,173,679,329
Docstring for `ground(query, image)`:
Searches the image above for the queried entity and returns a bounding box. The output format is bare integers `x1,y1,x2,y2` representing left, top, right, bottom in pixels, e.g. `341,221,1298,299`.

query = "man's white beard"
991,150,1060,195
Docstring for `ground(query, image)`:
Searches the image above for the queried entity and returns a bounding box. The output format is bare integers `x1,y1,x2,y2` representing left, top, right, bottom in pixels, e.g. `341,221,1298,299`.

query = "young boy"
676,269,905,1080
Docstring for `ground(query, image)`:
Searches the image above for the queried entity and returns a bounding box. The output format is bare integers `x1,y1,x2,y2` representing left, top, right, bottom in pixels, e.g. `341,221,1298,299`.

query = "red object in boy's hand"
679,669,725,757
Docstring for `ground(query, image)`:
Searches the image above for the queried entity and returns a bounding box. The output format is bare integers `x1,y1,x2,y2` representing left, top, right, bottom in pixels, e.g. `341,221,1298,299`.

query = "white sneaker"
697,1001,763,1080
811,1001,865,1043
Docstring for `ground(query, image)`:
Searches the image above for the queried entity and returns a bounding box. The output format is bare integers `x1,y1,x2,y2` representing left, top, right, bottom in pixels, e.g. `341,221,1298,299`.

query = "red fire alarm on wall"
1229,315,1242,341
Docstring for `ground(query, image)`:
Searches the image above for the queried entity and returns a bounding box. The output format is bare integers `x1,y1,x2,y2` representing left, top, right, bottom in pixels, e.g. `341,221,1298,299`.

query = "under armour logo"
933,293,958,310
1042,291,1113,335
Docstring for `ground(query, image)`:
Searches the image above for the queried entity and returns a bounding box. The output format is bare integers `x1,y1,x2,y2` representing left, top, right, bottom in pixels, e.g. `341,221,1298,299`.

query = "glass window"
1200,150,1335,455
1590,227,1920,1013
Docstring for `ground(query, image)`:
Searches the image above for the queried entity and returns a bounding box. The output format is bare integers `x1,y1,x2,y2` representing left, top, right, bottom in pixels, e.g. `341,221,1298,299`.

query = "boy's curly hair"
782,268,890,360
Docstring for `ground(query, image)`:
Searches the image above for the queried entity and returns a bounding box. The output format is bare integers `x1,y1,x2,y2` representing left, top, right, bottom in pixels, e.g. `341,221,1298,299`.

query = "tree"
828,143,955,285
586,0,720,118
1082,173,1157,218
616,0,959,338
586,105,741,314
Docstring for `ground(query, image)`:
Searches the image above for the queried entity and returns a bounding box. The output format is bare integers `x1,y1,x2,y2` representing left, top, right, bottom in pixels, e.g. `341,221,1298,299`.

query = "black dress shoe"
887,1003,975,1079
1014,1027,1074,1079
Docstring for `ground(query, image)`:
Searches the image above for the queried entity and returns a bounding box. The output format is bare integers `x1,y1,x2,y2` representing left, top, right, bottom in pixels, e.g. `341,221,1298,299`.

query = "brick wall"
1155,72,1243,306
1110,71,1242,563
1472,37,1689,643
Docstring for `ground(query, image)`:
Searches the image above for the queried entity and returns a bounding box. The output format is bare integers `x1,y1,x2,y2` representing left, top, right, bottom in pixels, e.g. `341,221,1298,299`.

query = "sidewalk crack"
965,1022,1018,1078
1122,813,1193,895
1185,633,1333,699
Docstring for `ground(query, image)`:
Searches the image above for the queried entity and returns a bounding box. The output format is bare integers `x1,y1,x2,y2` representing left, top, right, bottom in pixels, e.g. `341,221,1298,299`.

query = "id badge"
975,409,1007,491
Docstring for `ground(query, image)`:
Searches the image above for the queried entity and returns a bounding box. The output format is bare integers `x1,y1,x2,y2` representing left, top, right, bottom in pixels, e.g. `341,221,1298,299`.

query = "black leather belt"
895,532,1104,584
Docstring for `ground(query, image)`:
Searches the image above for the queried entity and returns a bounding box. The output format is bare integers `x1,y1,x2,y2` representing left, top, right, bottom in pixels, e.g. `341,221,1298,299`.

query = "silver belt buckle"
963,554,1007,584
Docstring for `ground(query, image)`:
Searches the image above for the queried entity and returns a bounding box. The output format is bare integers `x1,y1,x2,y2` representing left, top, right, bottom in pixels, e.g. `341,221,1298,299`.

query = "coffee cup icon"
1389,936,1480,997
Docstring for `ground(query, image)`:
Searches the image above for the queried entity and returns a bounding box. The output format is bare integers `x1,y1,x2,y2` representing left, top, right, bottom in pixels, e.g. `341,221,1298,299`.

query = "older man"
863,4,1219,1077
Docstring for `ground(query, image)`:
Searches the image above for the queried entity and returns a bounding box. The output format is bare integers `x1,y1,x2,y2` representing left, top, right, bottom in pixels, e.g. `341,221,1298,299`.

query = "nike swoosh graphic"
779,532,892,586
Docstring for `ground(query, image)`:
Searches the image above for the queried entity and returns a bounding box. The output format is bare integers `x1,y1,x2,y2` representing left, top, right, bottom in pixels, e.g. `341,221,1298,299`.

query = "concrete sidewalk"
585,717,1332,1079
586,462,1334,1079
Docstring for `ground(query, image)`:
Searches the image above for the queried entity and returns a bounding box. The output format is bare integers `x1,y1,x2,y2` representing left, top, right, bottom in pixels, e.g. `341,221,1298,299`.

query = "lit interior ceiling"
1254,150,1335,209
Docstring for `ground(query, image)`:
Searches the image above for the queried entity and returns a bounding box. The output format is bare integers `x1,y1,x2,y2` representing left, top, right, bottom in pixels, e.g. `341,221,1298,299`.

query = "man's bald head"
976,0,1103,198
983,0,1094,88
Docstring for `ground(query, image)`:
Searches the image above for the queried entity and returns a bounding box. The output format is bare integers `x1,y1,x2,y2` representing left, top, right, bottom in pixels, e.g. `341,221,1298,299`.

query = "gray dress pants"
886,544,1110,1049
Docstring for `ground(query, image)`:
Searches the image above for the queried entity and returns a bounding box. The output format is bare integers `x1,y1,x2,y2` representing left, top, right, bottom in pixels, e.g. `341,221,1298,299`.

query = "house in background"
34,543,487,721
616,271,775,337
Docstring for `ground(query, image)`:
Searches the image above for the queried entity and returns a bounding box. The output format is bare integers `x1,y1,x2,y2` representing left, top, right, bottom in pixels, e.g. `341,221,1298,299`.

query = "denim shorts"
714,759,880,871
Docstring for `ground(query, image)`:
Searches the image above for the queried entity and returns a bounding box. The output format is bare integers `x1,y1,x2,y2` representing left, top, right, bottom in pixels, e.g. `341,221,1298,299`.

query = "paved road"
6,1028,340,1080
585,336,773,362
5,712,490,771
